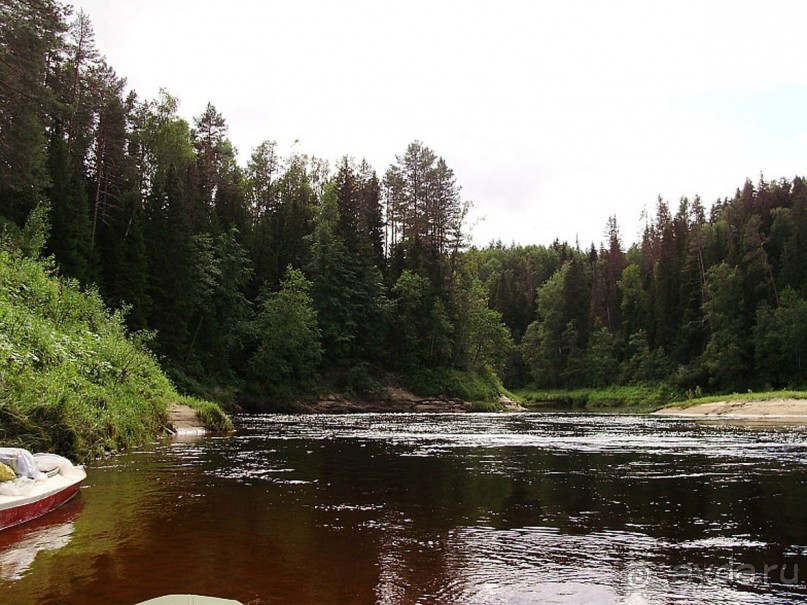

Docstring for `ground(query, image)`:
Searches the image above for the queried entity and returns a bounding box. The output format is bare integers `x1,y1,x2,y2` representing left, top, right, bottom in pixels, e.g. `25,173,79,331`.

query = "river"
2,413,807,604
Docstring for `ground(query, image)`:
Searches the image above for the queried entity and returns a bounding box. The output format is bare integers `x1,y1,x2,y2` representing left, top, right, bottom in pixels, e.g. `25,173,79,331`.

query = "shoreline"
251,388,524,414
166,403,207,435
293,392,471,413
654,398,807,420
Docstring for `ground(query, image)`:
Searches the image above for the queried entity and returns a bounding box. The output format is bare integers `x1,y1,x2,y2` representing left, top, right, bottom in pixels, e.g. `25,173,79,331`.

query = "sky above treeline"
73,0,807,249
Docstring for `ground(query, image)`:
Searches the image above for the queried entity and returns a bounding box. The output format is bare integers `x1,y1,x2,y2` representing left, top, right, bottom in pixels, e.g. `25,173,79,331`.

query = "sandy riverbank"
167,404,207,434
654,398,807,420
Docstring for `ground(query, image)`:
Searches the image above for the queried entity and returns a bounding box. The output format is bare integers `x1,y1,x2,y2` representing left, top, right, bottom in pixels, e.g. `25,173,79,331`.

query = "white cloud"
76,0,807,247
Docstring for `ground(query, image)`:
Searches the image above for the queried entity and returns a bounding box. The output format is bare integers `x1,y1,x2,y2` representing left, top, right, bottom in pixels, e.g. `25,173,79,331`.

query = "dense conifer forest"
3,1,807,406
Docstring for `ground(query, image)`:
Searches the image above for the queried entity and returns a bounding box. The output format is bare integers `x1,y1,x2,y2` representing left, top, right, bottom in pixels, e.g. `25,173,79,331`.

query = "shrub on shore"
0,247,229,460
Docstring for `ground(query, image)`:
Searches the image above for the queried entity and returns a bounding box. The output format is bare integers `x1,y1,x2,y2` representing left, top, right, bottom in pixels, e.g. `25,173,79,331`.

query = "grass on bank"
405,365,508,405
513,384,681,411
238,359,512,412
0,247,230,461
661,389,807,410
514,385,807,413
180,394,233,432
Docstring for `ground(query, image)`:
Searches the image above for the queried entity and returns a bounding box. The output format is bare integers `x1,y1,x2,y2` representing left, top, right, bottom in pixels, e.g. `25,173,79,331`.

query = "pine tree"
383,141,467,276
702,262,747,391
0,0,67,223
191,102,232,231
357,160,385,269
310,172,386,363
46,126,97,284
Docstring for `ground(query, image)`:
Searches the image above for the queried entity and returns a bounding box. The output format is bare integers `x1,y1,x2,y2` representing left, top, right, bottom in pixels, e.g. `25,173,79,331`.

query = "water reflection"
2,413,807,604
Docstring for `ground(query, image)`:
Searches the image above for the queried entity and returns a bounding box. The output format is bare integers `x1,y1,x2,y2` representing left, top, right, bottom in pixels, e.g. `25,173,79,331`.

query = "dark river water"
2,413,807,604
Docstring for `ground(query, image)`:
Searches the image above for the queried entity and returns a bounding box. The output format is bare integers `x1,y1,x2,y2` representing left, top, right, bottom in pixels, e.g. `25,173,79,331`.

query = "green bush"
515,384,680,410
405,365,505,403
0,248,229,460
341,362,389,399
249,267,323,397
179,395,233,432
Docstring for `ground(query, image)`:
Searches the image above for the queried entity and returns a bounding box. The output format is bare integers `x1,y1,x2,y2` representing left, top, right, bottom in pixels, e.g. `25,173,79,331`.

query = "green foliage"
20,201,52,259
672,389,807,408
339,362,389,399
508,179,807,397
405,365,505,403
753,288,807,387
649,199,683,352
310,186,386,363
449,264,514,374
516,384,677,410
618,264,649,342
522,260,595,388
46,132,97,285
586,323,619,387
390,270,452,370
521,268,565,386
249,266,323,396
178,395,233,432
6,2,807,408
250,153,317,290
189,228,254,374
621,329,670,384
471,244,560,345
560,320,587,386
383,141,466,258
702,262,747,391
0,0,63,223
0,249,228,460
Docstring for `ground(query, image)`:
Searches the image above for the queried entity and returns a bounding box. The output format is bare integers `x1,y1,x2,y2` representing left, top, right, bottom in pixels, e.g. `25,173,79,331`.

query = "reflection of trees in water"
374,510,465,604
5,416,807,604
351,446,513,603
361,440,807,604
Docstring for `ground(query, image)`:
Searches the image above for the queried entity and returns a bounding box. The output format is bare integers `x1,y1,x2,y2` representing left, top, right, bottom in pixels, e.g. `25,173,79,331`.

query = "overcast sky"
73,0,807,249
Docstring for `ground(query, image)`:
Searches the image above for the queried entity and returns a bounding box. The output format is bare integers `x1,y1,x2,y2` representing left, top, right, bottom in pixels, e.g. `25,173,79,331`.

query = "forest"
3,1,807,408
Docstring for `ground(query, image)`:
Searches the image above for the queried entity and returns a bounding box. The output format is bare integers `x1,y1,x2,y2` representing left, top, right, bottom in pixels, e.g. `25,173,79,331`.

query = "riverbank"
514,386,807,419
234,366,521,413
514,385,675,412
0,249,231,461
278,388,524,413
655,397,807,419
167,403,207,435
